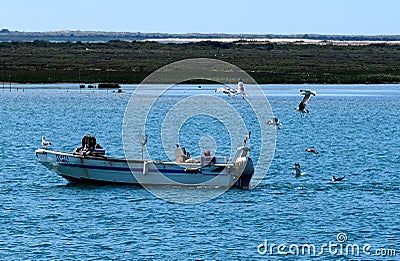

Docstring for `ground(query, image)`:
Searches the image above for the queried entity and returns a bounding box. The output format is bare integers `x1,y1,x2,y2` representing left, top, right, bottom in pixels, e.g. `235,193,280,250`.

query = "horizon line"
2,29,400,37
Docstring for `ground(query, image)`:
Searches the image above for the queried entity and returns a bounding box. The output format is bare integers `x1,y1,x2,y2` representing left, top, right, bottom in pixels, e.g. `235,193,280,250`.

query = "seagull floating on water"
41,136,51,148
296,89,316,116
305,147,319,155
332,175,345,182
267,117,282,129
215,80,247,99
291,163,305,177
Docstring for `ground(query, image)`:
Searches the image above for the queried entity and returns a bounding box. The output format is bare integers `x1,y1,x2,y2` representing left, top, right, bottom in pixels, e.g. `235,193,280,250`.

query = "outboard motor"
82,134,97,149
76,134,105,156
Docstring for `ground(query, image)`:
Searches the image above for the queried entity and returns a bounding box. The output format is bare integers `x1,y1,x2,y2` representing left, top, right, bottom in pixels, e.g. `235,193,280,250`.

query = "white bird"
296,89,316,115
215,80,247,99
305,147,319,155
267,117,282,129
291,163,304,177
41,136,51,148
237,80,245,96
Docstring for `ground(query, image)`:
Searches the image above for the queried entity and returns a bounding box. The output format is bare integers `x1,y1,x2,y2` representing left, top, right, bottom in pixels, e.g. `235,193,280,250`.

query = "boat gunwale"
35,149,231,167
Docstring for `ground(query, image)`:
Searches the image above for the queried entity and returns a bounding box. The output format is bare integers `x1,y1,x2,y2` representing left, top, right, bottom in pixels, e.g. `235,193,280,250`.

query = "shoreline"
3,83,400,88
144,38,400,46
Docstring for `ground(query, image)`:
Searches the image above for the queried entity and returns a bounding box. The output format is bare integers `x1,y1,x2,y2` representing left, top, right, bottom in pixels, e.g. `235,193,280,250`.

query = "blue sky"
1,0,399,35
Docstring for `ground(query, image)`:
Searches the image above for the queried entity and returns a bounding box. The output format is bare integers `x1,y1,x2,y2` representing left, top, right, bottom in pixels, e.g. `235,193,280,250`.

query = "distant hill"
1,29,400,43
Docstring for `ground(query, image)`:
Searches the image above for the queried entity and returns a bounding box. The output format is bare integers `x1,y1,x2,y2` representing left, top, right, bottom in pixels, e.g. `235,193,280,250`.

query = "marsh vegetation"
1,40,399,84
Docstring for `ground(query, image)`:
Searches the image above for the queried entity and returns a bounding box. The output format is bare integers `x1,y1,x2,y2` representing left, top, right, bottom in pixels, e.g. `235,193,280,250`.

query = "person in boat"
201,150,216,167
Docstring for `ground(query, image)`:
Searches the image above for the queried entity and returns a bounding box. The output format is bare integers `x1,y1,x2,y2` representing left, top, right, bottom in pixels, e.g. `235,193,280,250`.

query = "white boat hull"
35,149,254,189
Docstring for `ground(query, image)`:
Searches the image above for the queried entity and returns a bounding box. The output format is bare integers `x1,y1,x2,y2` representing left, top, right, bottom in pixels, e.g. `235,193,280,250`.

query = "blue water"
1,84,399,260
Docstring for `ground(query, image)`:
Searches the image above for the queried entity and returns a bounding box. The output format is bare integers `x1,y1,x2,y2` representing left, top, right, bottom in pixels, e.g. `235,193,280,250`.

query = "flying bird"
41,136,51,148
296,89,316,115
215,80,247,99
